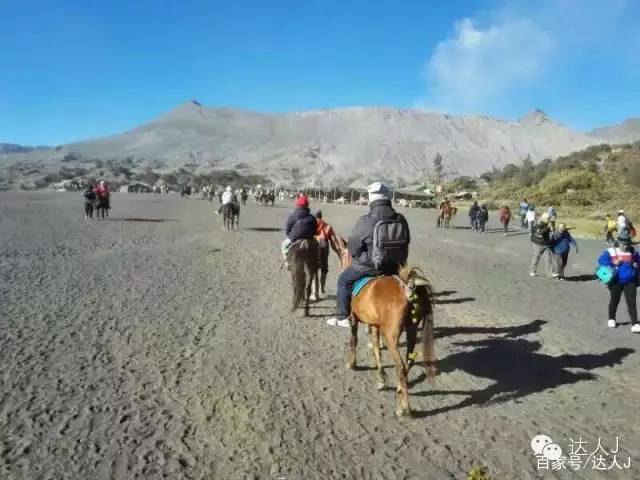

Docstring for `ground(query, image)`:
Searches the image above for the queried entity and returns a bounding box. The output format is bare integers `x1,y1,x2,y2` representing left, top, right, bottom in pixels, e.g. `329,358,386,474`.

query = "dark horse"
222,202,240,230
287,239,319,317
94,193,110,219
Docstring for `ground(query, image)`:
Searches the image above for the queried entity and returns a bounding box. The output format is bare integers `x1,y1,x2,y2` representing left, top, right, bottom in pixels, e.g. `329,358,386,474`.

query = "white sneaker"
326,317,351,328
550,273,560,278
608,319,617,328
309,293,317,301
529,272,535,277
631,324,640,333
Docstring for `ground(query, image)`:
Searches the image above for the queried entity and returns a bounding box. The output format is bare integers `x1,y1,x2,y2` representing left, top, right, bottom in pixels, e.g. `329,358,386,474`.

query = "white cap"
226,185,232,191
367,182,391,203
618,210,625,214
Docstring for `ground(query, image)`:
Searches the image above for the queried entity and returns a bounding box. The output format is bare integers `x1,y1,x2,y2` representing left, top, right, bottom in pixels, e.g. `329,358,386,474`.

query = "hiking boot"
608,319,617,328
326,317,351,328
631,324,640,333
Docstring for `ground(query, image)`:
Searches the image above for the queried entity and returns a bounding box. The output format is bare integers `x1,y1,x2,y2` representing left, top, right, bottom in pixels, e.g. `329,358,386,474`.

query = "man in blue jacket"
326,182,410,327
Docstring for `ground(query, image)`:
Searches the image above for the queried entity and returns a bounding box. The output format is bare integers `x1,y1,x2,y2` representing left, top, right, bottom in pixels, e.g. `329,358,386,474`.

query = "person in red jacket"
500,205,512,236
93,180,111,217
313,210,339,299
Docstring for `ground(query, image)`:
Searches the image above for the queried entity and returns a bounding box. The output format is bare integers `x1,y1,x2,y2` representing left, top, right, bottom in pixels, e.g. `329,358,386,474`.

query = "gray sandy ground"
1,192,639,480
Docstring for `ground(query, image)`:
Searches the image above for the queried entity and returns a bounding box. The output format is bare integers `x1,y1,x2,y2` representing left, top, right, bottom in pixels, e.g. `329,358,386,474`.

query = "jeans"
337,266,373,318
608,282,638,324
530,244,552,274
555,251,570,278
502,220,509,233
520,214,527,229
478,220,486,233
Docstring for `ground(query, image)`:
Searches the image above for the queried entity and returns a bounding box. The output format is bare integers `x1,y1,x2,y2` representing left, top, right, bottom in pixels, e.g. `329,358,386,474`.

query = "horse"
94,193,110,219
287,239,320,317
335,237,435,417
222,202,240,230
436,203,457,228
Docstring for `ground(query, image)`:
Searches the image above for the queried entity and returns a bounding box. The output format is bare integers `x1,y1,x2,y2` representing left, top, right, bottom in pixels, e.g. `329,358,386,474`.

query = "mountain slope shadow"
411,337,634,418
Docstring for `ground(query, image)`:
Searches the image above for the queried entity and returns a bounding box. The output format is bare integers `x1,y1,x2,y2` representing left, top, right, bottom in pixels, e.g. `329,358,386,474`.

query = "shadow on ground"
106,218,178,223
410,333,634,418
244,227,283,232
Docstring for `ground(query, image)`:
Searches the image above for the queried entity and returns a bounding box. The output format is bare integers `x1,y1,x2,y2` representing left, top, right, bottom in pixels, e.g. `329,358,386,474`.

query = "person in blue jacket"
598,229,640,333
552,223,578,279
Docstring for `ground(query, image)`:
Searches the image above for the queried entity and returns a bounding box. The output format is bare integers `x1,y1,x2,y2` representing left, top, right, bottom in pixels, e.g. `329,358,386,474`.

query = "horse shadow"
433,290,457,297
106,218,178,223
434,297,475,305
244,227,282,232
410,337,634,418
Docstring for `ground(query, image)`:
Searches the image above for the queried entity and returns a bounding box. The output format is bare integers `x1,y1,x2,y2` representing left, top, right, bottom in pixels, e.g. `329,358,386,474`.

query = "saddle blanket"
352,276,377,296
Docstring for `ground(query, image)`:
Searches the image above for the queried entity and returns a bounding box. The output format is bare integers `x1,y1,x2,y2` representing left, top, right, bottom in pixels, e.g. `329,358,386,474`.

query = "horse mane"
398,265,432,291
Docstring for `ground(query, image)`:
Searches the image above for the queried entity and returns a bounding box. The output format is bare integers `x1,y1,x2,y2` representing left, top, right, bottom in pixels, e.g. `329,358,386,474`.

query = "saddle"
351,275,397,296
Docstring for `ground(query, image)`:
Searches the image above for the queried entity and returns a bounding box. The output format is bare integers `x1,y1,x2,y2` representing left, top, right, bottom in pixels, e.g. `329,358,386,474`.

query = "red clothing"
94,184,110,197
499,207,511,224
315,218,335,242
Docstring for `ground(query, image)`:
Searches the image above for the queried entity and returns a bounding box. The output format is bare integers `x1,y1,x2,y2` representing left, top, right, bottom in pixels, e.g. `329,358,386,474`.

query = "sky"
1,0,639,145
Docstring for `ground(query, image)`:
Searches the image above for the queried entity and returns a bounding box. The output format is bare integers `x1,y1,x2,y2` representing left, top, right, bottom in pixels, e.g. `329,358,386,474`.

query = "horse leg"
346,315,358,369
383,326,410,416
371,326,387,390
304,264,313,316
405,321,418,374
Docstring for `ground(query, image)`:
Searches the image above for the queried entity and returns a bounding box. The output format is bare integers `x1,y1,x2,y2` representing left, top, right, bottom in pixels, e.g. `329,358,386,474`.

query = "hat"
618,210,625,214
295,195,309,208
315,210,323,218
99,180,105,185
225,186,232,191
540,213,549,223
367,182,391,203
558,223,567,232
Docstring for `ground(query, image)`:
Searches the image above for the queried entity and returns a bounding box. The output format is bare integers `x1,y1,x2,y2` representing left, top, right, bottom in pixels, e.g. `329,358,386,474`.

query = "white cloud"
424,0,631,116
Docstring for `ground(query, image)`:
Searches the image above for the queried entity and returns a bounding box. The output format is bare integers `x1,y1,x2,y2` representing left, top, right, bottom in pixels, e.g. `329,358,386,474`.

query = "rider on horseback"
217,185,236,214
282,195,317,261
327,182,410,327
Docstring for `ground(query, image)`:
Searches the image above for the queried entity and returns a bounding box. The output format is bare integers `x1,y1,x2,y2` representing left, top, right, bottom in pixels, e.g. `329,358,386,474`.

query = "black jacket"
347,199,410,273
531,223,553,247
285,207,317,241
469,204,479,218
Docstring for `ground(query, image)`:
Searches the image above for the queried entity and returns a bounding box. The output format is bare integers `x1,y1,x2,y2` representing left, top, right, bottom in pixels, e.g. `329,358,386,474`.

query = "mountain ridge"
0,102,630,186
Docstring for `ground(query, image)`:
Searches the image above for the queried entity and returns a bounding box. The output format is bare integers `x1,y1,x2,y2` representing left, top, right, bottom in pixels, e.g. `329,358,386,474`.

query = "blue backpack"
595,265,615,284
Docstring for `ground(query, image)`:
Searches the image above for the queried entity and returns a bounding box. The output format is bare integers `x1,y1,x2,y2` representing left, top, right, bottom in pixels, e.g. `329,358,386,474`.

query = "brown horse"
335,238,435,417
288,239,320,317
437,204,457,228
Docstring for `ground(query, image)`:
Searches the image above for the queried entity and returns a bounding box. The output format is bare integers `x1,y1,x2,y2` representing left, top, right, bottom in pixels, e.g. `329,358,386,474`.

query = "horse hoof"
395,407,411,417
346,362,356,370
396,385,402,394
377,382,386,391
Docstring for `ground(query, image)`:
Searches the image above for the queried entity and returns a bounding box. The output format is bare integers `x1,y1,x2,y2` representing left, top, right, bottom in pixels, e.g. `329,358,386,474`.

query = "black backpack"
371,214,409,271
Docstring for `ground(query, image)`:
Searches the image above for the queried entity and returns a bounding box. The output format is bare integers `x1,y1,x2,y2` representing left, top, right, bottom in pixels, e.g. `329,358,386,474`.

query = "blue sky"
1,0,638,145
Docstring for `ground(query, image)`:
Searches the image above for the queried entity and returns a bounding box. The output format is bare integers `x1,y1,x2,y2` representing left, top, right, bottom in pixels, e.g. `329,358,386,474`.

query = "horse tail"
290,243,307,312
402,266,436,383
418,285,436,384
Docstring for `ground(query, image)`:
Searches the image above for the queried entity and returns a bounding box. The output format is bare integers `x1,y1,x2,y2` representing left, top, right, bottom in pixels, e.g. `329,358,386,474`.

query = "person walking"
604,214,617,244
525,206,537,232
82,184,96,219
598,230,640,333
313,210,339,299
469,201,480,231
547,205,557,231
477,204,489,234
519,198,529,230
529,216,555,277
499,205,512,236
552,223,578,279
